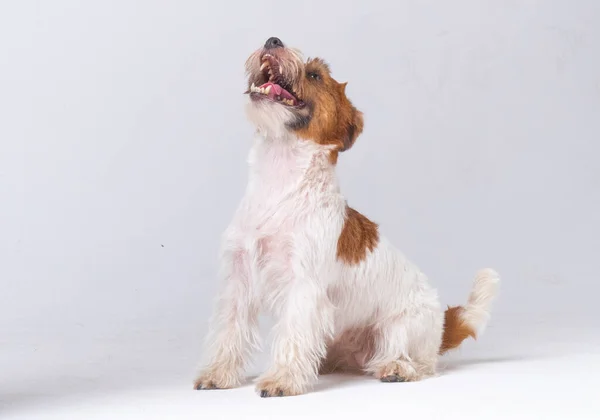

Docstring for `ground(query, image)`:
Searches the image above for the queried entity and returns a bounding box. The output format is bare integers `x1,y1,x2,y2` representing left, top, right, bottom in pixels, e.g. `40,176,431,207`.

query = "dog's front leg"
256,262,334,397
194,245,259,390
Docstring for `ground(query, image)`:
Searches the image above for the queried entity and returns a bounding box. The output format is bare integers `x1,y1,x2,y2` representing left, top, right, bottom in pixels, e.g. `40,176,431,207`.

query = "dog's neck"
246,131,340,198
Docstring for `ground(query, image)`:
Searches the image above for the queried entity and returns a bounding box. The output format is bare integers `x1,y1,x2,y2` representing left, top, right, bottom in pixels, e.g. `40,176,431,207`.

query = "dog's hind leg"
365,307,443,382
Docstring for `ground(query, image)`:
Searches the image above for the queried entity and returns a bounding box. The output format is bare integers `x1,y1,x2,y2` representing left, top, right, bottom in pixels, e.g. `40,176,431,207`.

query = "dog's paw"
380,374,406,382
193,369,240,390
255,375,303,398
376,360,421,383
194,377,221,390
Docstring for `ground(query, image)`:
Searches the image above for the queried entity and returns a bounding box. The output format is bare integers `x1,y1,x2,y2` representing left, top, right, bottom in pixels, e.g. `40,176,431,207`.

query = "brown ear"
341,107,364,152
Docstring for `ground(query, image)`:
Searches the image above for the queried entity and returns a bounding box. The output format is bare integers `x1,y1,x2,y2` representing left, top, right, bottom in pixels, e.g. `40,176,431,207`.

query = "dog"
194,37,500,397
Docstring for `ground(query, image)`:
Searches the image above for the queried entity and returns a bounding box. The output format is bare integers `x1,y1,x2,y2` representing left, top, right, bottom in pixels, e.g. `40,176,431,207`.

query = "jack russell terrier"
194,36,500,397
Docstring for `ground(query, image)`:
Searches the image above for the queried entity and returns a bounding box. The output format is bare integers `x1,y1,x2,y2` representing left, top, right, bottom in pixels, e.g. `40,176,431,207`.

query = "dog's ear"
340,106,364,152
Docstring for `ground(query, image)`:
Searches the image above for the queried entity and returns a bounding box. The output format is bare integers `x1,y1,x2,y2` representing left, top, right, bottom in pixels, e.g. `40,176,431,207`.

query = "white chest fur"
222,133,346,307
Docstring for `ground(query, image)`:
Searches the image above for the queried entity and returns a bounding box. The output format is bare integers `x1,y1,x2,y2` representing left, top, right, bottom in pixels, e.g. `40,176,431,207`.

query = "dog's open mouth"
248,54,303,107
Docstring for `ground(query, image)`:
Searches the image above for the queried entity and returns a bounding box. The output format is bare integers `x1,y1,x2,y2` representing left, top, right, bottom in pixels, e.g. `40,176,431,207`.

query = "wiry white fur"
245,100,297,139
194,79,500,397
460,268,500,336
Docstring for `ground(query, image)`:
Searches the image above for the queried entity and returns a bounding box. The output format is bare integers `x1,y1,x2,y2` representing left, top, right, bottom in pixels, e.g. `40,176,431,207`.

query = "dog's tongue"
264,82,282,95
259,82,296,101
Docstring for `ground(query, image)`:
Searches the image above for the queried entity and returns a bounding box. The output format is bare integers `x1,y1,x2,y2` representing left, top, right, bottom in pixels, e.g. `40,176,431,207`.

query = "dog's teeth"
251,82,256,91
260,62,269,71
264,85,272,94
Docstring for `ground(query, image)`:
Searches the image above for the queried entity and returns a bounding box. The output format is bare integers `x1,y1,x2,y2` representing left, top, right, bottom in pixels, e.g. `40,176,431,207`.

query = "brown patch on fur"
293,58,364,156
439,306,476,354
328,150,339,165
337,206,379,265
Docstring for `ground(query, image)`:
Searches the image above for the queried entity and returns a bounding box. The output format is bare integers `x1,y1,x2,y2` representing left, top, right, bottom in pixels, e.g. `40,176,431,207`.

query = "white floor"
2,314,599,420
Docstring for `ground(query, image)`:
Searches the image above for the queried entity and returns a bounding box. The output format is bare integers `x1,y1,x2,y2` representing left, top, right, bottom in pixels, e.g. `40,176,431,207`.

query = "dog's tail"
439,268,500,354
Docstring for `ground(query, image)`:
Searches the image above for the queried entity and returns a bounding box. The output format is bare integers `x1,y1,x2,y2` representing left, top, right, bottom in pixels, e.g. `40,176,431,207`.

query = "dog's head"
245,37,363,161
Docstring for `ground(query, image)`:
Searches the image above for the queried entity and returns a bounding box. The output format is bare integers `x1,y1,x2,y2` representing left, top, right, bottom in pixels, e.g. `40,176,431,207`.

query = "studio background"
1,1,599,419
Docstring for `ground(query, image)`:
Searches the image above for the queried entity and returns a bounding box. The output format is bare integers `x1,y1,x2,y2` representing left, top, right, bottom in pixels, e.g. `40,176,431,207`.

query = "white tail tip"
462,268,500,336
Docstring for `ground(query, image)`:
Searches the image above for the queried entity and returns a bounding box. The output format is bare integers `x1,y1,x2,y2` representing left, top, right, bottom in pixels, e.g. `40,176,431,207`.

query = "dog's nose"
264,37,284,49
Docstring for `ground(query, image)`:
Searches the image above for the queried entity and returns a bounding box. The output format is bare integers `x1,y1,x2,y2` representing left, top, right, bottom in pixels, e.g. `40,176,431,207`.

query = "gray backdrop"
1,0,599,415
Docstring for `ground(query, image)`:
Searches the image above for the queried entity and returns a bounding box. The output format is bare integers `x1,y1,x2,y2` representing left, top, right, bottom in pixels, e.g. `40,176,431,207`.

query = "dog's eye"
307,71,321,81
